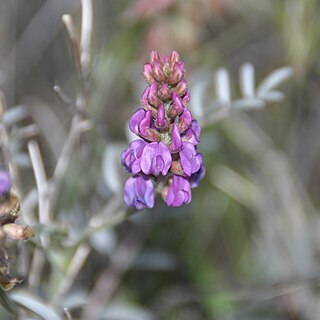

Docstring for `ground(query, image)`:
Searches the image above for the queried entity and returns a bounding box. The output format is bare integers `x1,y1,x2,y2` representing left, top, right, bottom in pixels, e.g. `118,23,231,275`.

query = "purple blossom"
0,169,11,196
124,175,154,209
122,51,205,210
179,142,202,176
190,164,206,188
121,139,147,173
166,175,191,207
182,120,201,145
140,142,172,176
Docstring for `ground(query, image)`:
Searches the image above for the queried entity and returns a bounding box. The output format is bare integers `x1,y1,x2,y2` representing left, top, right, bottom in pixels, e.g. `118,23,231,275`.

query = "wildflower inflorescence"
121,51,205,209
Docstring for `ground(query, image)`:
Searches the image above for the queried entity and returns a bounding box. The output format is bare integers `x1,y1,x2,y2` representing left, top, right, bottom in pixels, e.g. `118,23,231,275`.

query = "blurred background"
1,0,320,319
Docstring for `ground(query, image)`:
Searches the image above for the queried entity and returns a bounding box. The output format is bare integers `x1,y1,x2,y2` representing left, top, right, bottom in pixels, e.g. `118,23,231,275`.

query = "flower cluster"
121,51,205,209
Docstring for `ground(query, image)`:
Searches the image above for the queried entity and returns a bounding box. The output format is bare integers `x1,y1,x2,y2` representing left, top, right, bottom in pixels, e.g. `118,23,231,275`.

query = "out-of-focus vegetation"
0,0,320,319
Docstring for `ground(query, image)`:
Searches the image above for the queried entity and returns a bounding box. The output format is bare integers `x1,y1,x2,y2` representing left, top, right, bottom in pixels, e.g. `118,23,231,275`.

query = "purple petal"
158,142,172,175
166,175,191,207
121,139,146,173
190,164,206,188
175,79,188,96
129,109,147,135
140,142,172,176
171,92,183,115
139,110,152,136
153,61,165,82
170,124,182,152
155,104,168,129
179,142,202,177
140,142,156,175
124,175,154,209
182,120,201,145
178,108,192,133
0,169,11,195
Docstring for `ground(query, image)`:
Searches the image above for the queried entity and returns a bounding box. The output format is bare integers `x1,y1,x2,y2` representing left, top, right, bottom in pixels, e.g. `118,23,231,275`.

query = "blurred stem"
51,244,90,306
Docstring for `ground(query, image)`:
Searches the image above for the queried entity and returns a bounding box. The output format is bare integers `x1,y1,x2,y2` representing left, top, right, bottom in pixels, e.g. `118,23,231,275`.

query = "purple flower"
121,139,147,173
177,108,192,133
166,175,191,207
179,142,202,176
0,169,11,196
140,142,172,176
122,51,204,210
182,120,201,145
129,108,160,141
190,164,206,188
124,175,154,209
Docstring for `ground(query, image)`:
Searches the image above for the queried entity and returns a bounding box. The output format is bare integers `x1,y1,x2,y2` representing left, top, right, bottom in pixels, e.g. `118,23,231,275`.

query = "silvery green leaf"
101,303,154,320
10,292,61,320
89,229,116,256
232,98,265,110
256,67,293,98
260,90,285,102
239,63,255,98
3,105,28,126
63,291,87,310
102,143,125,194
189,81,206,118
215,68,231,104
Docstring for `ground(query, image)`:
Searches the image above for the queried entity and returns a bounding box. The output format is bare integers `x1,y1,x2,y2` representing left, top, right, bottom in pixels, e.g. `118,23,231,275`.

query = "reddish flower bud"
182,89,191,106
158,82,171,101
143,63,154,84
153,62,165,82
177,108,192,133
150,50,160,64
175,79,188,96
2,224,33,241
167,61,185,85
170,51,180,64
169,124,182,152
148,82,161,107
168,92,184,117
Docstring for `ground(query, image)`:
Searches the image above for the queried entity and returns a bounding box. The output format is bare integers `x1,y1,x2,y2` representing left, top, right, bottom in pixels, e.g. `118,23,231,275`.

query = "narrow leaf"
239,63,255,98
256,67,293,98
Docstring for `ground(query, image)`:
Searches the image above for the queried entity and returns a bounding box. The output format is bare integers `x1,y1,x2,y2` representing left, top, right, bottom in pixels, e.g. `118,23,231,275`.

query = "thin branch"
52,244,90,306
28,141,50,227
80,0,93,79
62,14,81,79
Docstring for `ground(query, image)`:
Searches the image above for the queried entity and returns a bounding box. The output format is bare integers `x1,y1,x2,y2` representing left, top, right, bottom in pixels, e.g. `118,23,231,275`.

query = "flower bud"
150,50,160,64
168,92,184,117
170,51,180,64
153,62,165,82
2,224,33,240
175,79,188,96
167,61,185,85
158,82,171,101
155,104,169,130
177,108,192,133
182,89,191,106
148,82,161,107
169,124,182,152
143,63,154,84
